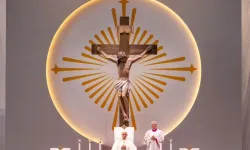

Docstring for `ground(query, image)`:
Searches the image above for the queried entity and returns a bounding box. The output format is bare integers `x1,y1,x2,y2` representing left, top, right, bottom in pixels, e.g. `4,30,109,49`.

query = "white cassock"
111,139,137,150
144,129,164,150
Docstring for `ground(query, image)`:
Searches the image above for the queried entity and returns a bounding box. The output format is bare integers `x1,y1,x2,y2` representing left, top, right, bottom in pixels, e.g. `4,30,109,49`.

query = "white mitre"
114,127,134,143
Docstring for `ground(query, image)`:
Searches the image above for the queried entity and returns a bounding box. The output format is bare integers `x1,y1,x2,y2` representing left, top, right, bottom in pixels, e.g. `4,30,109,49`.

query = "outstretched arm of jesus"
97,47,117,63
131,46,152,63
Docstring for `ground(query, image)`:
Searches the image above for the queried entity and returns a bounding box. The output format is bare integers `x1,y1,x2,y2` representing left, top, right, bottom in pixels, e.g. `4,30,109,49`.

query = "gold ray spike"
112,100,119,130
101,85,115,108
153,40,159,44
132,27,140,44
137,30,147,44
63,72,104,82
89,78,113,99
145,73,186,82
129,99,137,130
145,57,185,66
81,53,108,64
140,53,167,64
137,55,147,63
51,65,99,74
131,8,136,26
137,76,164,92
140,74,167,85
134,78,159,99
133,81,154,104
81,74,108,86
94,80,115,104
157,46,163,52
101,30,111,44
150,64,197,74
95,80,115,104
84,46,91,52
119,0,129,16
85,77,110,92
111,8,119,42
108,27,116,44
89,40,95,45
62,57,103,66
144,35,154,44
130,90,141,111
131,84,148,108
111,8,118,27
108,93,117,111
129,8,136,42
94,34,104,44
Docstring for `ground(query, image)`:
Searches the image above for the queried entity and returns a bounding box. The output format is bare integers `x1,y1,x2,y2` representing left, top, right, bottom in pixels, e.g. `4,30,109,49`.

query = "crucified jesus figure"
97,45,152,122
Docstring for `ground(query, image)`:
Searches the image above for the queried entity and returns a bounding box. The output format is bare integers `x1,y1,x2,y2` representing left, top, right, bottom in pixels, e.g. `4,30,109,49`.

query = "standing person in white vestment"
111,131,137,150
144,121,164,150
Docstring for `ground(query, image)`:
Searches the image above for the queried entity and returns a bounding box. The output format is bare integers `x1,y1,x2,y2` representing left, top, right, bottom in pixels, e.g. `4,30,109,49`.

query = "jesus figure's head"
117,51,128,63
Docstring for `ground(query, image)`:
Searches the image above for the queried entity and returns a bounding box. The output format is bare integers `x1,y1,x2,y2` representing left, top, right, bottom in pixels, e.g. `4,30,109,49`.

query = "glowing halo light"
46,0,201,146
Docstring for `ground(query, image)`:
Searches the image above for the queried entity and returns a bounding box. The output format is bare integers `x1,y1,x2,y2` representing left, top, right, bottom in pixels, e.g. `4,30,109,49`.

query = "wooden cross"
92,1,157,126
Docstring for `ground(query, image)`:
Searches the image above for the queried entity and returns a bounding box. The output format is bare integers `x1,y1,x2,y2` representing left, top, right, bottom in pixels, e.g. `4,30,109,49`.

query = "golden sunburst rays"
101,85,116,108
59,20,124,121
88,78,113,99
51,49,109,82
129,25,198,95
130,84,148,108
50,3,198,130
107,27,117,44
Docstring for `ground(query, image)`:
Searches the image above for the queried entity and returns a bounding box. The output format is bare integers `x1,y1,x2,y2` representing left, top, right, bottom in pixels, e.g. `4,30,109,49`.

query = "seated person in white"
144,121,164,150
114,126,134,142
111,131,137,150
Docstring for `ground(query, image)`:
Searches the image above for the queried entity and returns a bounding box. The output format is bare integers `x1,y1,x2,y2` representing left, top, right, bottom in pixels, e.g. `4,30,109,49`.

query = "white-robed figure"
111,131,137,150
144,121,165,150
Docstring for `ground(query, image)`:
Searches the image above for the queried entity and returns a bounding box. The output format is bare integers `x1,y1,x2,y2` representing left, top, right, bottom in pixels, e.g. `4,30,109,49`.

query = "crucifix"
92,0,157,127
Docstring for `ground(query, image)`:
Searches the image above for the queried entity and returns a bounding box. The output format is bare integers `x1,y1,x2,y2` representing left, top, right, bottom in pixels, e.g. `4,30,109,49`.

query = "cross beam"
92,44,157,55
